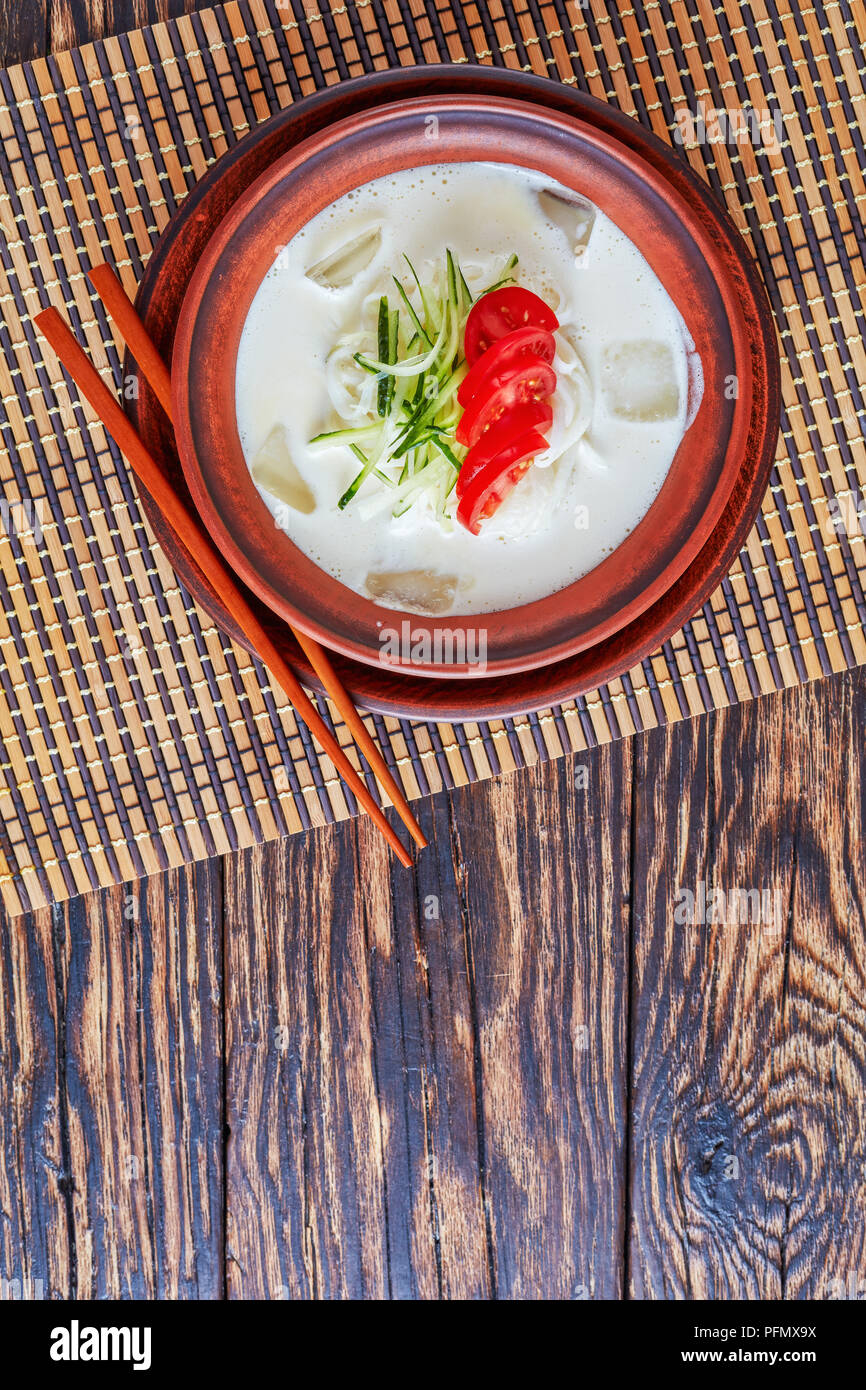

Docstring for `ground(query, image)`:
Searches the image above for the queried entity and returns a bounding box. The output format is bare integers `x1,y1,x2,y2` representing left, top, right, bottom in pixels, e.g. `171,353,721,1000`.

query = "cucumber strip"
446,248,459,309
389,372,408,425
481,252,519,296
338,444,376,509
376,296,390,416
393,275,431,346
357,455,450,522
392,379,453,454
385,308,399,414
411,372,426,407
432,437,462,471
357,306,448,377
377,295,389,355
390,455,441,517
396,357,463,439
439,303,461,376
391,427,435,462
390,371,410,422
309,423,380,447
403,254,437,333
402,362,467,443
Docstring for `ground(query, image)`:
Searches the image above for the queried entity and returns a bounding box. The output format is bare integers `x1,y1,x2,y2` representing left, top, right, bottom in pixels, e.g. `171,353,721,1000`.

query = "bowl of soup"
172,94,757,678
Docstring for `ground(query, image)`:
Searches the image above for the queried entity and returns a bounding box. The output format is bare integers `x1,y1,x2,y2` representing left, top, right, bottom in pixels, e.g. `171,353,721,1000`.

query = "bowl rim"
172,91,759,679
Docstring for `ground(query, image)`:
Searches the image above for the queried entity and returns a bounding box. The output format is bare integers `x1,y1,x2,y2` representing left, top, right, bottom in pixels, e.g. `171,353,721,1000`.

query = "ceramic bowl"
170,92,766,680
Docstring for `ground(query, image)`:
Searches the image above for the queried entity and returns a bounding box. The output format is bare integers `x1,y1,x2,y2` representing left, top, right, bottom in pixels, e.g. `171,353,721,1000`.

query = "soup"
235,161,701,616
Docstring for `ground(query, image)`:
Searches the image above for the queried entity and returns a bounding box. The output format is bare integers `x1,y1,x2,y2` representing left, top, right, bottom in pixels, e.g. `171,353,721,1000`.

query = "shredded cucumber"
312,248,516,519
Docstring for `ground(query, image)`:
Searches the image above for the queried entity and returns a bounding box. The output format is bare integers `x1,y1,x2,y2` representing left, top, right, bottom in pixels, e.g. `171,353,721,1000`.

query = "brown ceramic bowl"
172,93,752,679
130,66,780,718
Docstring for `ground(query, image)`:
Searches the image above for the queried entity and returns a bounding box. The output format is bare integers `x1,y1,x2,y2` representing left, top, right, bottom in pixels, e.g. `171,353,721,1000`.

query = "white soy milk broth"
235,161,699,615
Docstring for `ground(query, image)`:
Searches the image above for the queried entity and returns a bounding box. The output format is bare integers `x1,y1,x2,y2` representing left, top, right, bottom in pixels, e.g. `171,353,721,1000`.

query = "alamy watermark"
50,1321,151,1371
824,1273,866,1300
674,880,785,935
826,489,866,539
0,498,48,547
379,620,487,672
673,101,785,156
1,1275,45,1299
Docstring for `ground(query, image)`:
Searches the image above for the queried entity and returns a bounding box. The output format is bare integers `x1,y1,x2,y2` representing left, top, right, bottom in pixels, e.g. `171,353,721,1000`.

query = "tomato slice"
464,287,559,365
458,327,556,408
456,357,556,448
456,401,553,499
456,430,549,534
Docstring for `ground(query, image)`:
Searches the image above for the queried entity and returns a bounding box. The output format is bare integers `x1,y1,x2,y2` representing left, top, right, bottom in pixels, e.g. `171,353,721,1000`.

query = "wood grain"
48,0,195,53
0,865,223,1298
444,752,631,1299
0,902,68,1301
0,0,47,65
223,744,631,1299
628,670,866,1299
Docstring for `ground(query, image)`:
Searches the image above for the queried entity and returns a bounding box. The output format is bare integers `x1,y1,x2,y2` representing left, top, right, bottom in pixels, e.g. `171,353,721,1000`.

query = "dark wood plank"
0,902,67,1301
48,0,197,53
0,864,223,1298
628,666,866,1299
223,807,486,1300
445,749,632,1299
0,0,47,65
223,743,631,1299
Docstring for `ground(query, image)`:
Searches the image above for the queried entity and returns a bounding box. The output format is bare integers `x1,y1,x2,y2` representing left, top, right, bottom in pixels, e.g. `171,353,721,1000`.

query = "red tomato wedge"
457,430,549,534
458,326,556,407
456,357,556,448
464,287,559,365
456,401,553,499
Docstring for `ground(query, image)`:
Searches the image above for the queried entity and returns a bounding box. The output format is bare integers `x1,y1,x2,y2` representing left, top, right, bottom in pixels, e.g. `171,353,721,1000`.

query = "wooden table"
1,0,864,1302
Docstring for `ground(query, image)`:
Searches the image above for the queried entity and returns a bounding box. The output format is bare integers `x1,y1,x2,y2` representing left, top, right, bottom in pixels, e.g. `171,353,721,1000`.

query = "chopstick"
87,264,427,852
35,305,416,869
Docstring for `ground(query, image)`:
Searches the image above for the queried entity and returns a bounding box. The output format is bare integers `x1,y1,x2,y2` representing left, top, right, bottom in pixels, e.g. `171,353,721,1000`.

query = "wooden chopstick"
87,264,427,852
89,266,174,418
35,305,415,869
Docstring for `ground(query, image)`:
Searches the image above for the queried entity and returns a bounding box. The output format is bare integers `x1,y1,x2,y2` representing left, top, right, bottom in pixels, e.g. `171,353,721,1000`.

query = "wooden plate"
172,94,749,680
127,66,780,719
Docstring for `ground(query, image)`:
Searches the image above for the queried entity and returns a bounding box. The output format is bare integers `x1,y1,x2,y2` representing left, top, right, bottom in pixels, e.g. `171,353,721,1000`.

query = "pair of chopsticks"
35,266,426,867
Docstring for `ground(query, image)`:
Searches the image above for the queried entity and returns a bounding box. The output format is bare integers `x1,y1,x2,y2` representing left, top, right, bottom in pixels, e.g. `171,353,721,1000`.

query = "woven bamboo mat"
0,1,864,916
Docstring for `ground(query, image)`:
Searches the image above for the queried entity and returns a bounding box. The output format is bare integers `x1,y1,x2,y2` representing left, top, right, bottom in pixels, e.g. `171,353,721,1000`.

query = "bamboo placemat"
0,0,864,916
